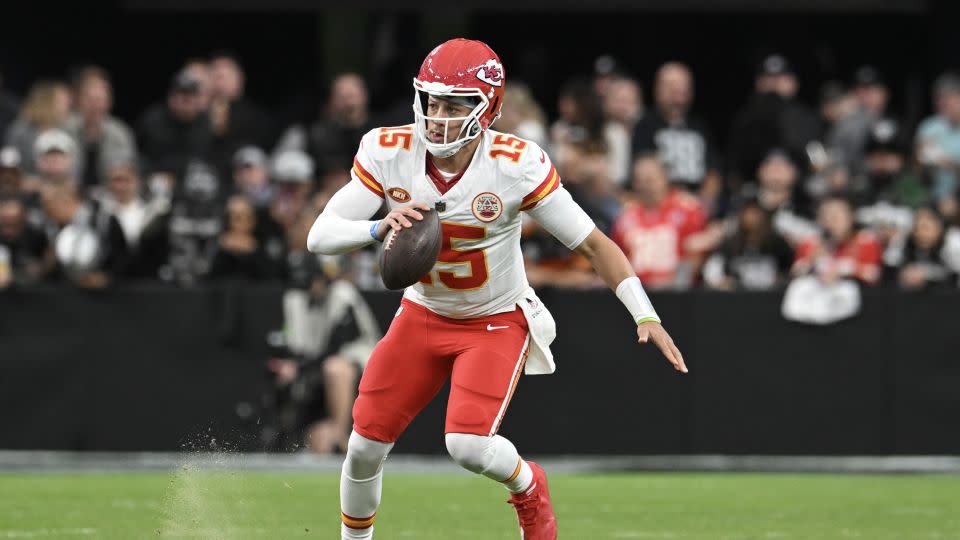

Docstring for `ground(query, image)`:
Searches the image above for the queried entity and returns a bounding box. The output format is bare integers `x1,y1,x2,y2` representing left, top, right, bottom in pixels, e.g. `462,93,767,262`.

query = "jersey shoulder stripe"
519,164,560,211
353,156,384,198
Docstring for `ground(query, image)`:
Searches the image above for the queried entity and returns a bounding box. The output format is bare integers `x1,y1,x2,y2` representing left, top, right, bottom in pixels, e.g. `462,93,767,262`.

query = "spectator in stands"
308,73,374,179
0,146,22,198
267,214,380,454
603,76,642,187
157,159,224,285
883,205,960,289
938,192,960,229
41,182,129,288
33,129,78,186
97,158,167,250
269,149,315,234
702,193,794,290
182,58,213,111
755,149,818,244
209,194,275,281
0,196,53,287
792,195,883,286
853,120,925,246
4,81,71,175
137,69,212,183
916,72,960,200
825,67,892,174
592,54,621,99
0,71,18,144
232,146,273,208
208,52,275,179
633,62,721,212
497,82,549,150
861,119,925,207
611,153,707,289
64,66,138,189
551,77,607,169
727,54,820,188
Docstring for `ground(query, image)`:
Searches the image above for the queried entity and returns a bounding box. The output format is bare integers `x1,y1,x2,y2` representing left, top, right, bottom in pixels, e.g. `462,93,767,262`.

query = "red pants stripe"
352,298,530,443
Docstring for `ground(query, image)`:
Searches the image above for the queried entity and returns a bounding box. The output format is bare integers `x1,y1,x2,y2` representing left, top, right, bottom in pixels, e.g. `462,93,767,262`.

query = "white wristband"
615,276,660,325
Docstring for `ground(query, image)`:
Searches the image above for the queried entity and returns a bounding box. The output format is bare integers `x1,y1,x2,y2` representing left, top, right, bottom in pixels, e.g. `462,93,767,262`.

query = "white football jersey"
351,125,567,319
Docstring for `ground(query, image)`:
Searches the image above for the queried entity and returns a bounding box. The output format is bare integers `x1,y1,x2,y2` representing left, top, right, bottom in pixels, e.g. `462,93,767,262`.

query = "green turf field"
1,469,958,539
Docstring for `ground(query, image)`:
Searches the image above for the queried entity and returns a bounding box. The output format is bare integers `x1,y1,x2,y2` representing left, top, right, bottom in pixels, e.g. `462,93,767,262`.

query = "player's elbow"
573,228,604,260
306,214,336,255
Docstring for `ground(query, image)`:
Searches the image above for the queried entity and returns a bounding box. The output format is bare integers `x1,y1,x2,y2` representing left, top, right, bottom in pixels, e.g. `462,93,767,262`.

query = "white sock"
445,433,534,493
502,458,534,494
340,431,393,539
341,524,374,539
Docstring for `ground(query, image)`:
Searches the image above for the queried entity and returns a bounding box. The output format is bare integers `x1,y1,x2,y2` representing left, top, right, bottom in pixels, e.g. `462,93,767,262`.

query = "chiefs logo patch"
475,59,504,87
472,192,502,222
387,187,411,203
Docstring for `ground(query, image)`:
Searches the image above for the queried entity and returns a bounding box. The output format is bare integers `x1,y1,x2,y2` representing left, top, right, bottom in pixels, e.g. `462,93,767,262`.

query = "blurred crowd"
2,51,960,294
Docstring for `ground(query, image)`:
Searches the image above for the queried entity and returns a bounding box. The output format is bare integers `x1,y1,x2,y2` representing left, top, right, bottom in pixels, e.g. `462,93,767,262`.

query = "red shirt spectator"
793,196,883,284
612,154,707,287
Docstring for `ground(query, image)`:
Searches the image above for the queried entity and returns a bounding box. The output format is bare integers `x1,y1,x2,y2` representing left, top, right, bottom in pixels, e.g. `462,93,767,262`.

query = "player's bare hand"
637,321,688,374
378,202,432,238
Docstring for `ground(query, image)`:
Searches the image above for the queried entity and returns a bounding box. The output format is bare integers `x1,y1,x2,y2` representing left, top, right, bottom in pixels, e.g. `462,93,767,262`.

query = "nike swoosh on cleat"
487,324,510,331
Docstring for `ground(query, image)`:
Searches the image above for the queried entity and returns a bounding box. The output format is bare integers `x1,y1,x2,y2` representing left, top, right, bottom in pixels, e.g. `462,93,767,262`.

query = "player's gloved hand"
638,321,688,374
376,202,432,240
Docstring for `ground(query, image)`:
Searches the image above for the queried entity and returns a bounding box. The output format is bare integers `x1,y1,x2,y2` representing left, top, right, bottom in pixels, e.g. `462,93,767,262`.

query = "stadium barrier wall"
1,285,957,454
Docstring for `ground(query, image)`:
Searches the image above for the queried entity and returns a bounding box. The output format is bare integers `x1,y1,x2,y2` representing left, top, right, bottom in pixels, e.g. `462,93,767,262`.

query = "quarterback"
307,38,687,540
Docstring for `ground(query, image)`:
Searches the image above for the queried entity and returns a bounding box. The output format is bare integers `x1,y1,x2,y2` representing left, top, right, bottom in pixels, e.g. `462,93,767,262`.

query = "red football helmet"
413,38,505,157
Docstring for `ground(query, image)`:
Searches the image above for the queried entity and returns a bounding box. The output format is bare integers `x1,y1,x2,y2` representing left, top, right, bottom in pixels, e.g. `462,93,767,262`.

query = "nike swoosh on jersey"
539,149,546,163
487,324,510,331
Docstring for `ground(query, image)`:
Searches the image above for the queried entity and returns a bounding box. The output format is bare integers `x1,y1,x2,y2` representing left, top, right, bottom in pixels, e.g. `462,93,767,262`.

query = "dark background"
2,1,959,146
2,286,957,455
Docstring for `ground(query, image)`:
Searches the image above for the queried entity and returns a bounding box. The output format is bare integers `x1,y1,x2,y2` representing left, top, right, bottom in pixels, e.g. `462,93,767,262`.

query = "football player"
307,38,687,540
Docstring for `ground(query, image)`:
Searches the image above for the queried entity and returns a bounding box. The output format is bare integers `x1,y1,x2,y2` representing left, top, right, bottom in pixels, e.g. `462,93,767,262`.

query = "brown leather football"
378,209,441,290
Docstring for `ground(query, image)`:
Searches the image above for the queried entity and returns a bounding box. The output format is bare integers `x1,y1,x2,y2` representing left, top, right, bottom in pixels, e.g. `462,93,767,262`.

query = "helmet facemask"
412,80,489,158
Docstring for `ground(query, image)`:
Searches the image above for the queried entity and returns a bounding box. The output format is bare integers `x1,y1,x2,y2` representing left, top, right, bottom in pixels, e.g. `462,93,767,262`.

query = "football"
378,209,442,290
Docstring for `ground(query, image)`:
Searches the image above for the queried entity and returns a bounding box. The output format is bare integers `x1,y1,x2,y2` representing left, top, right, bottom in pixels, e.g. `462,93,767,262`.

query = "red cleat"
507,461,558,539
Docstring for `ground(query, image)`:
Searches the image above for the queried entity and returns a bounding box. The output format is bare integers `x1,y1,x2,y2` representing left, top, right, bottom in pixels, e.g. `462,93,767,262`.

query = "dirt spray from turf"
157,431,263,539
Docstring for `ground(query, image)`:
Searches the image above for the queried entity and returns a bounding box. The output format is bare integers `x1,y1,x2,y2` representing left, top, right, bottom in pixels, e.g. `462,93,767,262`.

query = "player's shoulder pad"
358,124,417,164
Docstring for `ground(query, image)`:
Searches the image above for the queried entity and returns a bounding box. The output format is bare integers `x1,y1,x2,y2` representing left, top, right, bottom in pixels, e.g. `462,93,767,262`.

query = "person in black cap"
861,118,926,206
826,66,897,175
727,53,821,190
135,69,213,184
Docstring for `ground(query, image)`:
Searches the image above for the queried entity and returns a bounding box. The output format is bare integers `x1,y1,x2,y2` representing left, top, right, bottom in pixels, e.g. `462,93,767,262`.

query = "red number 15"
419,222,489,290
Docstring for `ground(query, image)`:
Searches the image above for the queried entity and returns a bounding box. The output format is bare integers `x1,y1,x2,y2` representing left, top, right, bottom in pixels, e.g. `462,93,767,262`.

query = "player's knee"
445,433,491,474
344,430,393,479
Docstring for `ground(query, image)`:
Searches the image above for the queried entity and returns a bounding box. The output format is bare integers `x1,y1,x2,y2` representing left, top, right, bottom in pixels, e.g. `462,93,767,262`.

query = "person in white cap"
33,128,78,186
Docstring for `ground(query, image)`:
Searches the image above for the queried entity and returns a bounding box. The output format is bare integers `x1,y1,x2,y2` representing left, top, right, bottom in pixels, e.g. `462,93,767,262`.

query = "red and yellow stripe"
341,511,376,530
353,157,384,198
519,165,560,211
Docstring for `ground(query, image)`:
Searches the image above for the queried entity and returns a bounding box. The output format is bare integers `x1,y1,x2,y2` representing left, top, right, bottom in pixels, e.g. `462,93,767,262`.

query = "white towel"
517,287,558,375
